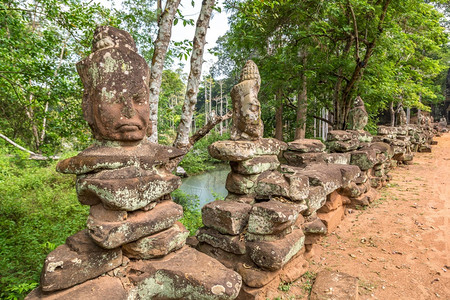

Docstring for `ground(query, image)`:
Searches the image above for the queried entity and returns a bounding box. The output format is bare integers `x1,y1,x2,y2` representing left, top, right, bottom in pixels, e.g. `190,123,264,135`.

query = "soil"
268,133,450,300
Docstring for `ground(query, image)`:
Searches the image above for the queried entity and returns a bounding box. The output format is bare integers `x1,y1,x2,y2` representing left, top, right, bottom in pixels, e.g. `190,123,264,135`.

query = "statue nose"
121,97,135,118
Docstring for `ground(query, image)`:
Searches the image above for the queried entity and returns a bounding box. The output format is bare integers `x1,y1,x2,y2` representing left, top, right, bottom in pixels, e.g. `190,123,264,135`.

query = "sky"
171,0,230,76
101,0,230,77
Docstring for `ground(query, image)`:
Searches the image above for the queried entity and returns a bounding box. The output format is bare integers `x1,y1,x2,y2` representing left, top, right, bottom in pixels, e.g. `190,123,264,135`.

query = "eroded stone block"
197,227,246,255
208,138,287,162
87,201,183,249
248,200,301,235
202,200,252,235
127,246,242,299
230,155,280,175
122,222,188,259
247,228,305,271
40,230,122,292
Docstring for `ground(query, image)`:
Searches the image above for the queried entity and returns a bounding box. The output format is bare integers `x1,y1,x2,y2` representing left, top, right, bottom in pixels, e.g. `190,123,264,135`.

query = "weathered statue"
395,103,407,126
230,60,264,140
57,26,183,212
77,26,151,143
347,96,368,131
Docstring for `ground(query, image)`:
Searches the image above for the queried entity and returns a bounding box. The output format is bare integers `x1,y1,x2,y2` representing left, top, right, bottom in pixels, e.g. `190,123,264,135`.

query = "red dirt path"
269,133,450,300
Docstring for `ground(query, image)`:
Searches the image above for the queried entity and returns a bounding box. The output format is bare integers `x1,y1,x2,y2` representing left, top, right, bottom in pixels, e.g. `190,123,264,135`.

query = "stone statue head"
354,96,364,108
76,26,150,143
230,60,264,140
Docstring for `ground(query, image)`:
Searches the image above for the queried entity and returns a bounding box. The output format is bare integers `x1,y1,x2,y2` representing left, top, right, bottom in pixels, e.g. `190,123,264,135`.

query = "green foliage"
172,190,202,236
179,131,230,175
0,0,116,155
0,146,88,299
217,0,448,135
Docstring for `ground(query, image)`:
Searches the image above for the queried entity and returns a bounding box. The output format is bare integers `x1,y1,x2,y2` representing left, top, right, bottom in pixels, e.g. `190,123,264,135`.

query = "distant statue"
417,112,431,126
230,60,264,140
347,96,368,131
396,103,407,126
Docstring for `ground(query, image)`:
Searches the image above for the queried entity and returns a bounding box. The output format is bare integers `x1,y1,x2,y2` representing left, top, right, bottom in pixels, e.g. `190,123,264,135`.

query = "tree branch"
189,111,232,145
0,133,59,160
347,0,360,62
313,115,334,127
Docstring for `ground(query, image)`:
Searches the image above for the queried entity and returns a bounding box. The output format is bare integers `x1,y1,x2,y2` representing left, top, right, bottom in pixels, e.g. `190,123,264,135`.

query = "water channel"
178,165,230,208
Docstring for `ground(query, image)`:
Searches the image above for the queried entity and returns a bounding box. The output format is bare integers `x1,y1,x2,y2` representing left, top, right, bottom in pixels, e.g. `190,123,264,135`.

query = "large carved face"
78,45,150,143
90,79,150,142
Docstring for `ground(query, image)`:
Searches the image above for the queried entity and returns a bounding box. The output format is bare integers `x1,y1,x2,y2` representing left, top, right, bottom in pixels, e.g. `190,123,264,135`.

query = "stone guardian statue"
347,96,368,131
230,60,264,140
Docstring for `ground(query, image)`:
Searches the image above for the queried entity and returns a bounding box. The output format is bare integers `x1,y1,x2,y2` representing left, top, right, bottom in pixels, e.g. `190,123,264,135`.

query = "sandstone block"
202,200,252,235
304,185,326,215
247,200,300,235
230,155,280,175
225,172,258,195
225,193,255,204
283,151,325,167
27,276,126,300
327,130,353,141
327,140,360,152
287,139,326,153
87,200,183,249
247,228,305,271
317,205,345,233
40,230,122,292
197,227,246,255
127,246,242,299
254,171,289,199
322,153,351,165
77,166,181,211
318,191,345,213
339,182,363,198
302,217,327,235
350,149,377,170
208,138,287,162
122,222,188,259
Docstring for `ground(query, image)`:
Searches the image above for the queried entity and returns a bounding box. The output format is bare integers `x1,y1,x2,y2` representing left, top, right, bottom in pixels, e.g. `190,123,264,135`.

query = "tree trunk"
148,0,181,143
389,101,395,127
295,54,307,139
335,0,392,129
173,0,215,149
275,92,283,141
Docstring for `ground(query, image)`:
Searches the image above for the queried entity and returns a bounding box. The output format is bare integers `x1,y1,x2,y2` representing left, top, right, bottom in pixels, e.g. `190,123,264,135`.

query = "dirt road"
273,133,450,299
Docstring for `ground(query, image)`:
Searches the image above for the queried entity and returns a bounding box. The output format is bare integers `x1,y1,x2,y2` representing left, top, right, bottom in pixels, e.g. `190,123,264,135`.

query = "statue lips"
116,122,142,132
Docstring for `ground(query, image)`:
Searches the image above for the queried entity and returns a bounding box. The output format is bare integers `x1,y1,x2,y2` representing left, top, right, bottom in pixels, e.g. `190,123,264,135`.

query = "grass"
0,150,88,299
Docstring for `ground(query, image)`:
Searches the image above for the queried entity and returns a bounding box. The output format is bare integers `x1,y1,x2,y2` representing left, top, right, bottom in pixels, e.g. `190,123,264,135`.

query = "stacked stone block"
199,138,310,290
322,130,393,209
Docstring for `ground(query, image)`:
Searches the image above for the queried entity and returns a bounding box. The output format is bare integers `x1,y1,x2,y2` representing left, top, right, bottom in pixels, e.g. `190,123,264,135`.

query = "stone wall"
193,122,438,299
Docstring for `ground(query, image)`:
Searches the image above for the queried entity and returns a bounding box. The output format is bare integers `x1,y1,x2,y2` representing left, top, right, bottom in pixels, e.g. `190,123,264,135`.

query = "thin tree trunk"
275,92,283,141
148,0,181,143
295,54,307,139
219,80,223,135
337,0,391,129
389,101,395,127
40,38,67,144
174,0,215,149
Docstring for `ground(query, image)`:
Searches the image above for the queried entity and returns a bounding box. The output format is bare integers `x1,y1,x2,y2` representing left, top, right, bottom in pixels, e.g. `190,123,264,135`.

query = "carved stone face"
241,83,261,125
91,81,149,142
77,43,151,143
